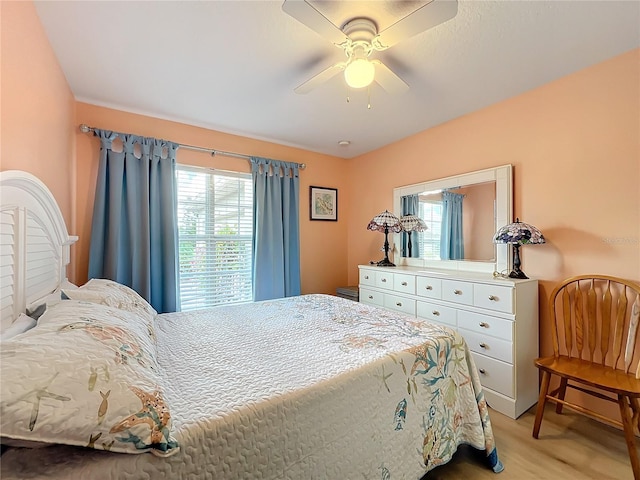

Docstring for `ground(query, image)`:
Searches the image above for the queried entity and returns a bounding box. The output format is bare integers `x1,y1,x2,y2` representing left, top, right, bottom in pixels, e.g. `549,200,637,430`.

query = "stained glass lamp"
493,218,545,279
367,210,402,267
400,214,428,258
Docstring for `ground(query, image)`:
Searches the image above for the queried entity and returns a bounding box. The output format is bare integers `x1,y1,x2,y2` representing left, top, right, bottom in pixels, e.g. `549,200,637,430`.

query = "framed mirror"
392,164,512,274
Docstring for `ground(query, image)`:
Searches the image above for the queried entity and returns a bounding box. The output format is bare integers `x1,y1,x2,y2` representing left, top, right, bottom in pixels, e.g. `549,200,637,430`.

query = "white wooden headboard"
0,170,77,331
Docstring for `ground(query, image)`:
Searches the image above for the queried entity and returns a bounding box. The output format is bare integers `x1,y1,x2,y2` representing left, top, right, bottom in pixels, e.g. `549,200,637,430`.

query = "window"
419,200,442,260
176,165,253,311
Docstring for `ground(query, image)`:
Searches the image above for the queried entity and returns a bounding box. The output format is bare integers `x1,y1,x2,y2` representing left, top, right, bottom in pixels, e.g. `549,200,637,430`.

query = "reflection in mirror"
393,165,512,274
401,181,496,261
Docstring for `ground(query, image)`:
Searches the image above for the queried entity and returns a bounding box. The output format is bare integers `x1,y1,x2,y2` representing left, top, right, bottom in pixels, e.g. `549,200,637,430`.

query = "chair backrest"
548,275,640,376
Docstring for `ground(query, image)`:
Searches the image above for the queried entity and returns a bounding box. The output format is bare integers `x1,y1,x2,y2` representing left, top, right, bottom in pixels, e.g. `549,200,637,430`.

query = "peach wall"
347,49,640,418
1,1,76,246
74,103,349,295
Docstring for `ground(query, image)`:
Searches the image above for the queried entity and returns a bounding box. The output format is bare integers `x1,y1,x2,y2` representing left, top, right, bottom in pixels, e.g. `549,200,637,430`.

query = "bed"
0,170,503,479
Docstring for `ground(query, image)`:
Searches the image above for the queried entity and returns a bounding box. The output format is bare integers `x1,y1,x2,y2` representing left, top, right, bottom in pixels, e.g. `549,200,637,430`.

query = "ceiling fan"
282,0,458,94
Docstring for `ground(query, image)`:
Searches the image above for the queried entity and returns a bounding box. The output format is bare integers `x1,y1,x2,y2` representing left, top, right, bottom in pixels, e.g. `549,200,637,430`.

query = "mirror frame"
393,164,513,274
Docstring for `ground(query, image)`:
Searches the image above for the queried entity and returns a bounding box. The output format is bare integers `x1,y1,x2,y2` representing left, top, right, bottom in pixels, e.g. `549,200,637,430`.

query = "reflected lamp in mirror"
493,218,545,279
367,210,403,267
400,214,428,258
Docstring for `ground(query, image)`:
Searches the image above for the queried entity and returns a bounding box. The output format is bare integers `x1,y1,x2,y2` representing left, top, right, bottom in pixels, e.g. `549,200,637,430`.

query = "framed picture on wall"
310,186,338,221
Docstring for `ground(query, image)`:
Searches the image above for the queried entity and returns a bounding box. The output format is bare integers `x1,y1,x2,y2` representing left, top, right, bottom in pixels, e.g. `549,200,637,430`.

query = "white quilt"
1,294,500,479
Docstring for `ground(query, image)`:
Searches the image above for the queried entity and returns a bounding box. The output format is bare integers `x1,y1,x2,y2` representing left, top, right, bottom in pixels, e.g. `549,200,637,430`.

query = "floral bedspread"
1,294,502,479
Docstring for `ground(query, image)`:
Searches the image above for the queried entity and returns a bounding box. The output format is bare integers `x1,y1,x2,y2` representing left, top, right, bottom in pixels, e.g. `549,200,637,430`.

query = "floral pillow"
62,279,157,337
0,300,178,457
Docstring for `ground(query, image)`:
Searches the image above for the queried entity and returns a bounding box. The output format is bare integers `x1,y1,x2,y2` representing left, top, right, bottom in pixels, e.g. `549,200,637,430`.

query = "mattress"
1,294,501,479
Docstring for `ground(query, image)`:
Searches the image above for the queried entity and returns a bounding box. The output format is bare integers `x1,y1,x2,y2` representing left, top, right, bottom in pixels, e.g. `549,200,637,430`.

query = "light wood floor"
422,403,634,480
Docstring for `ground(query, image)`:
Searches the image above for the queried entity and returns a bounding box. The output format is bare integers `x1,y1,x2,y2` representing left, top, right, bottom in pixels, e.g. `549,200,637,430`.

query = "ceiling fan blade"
372,60,409,94
282,0,348,45
294,62,346,94
375,0,458,50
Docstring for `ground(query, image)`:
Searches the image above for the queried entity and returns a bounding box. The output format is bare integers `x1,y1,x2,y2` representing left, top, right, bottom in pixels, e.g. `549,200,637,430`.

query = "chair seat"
535,355,640,396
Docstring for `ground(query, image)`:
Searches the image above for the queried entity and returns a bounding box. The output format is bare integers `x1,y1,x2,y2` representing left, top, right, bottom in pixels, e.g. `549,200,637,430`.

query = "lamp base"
376,258,396,267
508,269,529,279
509,244,528,279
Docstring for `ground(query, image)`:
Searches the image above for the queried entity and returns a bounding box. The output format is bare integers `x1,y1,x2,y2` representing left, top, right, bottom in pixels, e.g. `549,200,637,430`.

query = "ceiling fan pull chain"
367,85,372,110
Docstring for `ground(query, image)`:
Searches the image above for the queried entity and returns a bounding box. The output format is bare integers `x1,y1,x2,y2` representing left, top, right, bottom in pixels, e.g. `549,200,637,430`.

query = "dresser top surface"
358,264,538,286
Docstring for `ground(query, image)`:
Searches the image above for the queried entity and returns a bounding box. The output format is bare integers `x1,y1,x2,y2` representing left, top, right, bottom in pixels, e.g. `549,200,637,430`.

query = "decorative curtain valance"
250,156,301,301
88,129,180,313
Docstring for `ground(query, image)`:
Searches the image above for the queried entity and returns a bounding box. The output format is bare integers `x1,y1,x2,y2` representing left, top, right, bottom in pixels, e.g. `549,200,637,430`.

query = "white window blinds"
177,165,253,311
419,200,443,260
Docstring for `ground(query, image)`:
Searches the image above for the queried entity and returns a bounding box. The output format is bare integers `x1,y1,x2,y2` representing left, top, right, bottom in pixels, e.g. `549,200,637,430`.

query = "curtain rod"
79,124,306,169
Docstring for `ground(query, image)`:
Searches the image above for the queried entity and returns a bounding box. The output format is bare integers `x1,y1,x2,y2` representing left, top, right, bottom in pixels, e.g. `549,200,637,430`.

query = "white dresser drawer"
394,273,416,295
460,328,513,364
457,310,513,342
416,276,442,300
472,353,514,398
417,300,457,327
359,287,383,307
359,269,375,287
384,294,416,316
441,279,473,306
376,271,394,289
473,283,514,314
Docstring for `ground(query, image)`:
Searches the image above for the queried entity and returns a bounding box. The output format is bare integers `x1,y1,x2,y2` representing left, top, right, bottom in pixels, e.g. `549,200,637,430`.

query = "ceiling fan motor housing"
342,18,378,42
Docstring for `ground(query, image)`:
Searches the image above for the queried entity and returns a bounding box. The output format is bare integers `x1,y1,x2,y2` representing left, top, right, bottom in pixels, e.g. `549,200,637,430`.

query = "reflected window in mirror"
402,181,496,262
419,199,442,260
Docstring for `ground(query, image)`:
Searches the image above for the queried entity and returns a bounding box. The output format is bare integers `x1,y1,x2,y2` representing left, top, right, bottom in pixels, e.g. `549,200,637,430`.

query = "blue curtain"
440,191,465,260
401,194,420,257
251,157,301,301
88,130,180,313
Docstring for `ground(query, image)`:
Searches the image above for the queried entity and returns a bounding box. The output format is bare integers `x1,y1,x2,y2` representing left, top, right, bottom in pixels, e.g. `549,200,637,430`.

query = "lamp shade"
367,210,402,233
400,214,428,233
493,218,545,245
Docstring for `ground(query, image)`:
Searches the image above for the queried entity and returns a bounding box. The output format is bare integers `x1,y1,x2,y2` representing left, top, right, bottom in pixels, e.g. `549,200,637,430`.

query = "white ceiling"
34,1,640,159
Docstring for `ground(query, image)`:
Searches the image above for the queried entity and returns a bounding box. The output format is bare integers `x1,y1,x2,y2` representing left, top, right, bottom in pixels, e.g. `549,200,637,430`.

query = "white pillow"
62,279,157,327
0,314,37,341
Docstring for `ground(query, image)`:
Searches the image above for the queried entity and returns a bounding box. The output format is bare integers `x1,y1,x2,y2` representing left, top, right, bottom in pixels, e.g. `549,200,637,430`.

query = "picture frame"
309,186,338,221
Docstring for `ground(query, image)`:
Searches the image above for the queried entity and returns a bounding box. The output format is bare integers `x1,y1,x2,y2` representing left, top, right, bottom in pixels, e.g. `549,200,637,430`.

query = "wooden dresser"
359,264,539,419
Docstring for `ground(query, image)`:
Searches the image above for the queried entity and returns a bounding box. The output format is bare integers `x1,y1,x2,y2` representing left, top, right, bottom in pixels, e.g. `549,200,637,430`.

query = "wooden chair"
532,275,640,479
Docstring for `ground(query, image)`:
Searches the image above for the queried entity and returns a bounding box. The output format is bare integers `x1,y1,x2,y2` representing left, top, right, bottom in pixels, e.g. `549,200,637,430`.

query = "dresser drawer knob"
479,322,489,328
479,343,488,349
432,310,440,316
401,281,408,286
364,275,369,280
396,302,402,307
381,278,387,283
478,368,486,375
454,289,462,295
425,285,433,290
488,295,498,301
368,295,373,299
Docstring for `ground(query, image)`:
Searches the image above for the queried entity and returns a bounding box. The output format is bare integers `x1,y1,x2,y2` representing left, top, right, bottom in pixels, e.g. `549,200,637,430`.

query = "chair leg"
555,377,568,414
630,397,640,434
618,394,640,480
532,370,551,439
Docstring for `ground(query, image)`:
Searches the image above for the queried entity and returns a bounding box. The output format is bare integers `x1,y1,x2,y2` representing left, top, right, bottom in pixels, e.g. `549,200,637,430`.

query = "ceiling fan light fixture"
344,58,375,89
